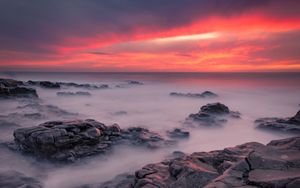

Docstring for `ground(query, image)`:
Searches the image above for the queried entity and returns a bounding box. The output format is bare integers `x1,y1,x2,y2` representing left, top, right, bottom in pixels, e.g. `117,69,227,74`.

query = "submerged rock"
0,78,38,98
59,82,109,89
0,170,43,188
167,128,190,139
12,120,173,162
186,102,240,126
170,91,218,98
57,91,91,96
255,110,300,133
92,136,300,188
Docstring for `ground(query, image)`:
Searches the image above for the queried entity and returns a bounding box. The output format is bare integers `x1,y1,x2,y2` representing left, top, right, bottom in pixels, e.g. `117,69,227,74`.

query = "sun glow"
154,32,220,42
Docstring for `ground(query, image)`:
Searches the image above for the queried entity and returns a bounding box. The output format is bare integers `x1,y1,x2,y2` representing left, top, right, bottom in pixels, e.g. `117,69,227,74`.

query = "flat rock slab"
87,136,300,188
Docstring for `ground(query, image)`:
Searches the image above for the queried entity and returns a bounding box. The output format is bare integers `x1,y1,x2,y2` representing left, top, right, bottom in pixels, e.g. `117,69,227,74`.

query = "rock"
12,120,173,162
95,136,300,188
58,82,109,89
57,91,91,96
126,80,143,85
0,78,38,98
27,80,60,88
121,127,175,149
167,128,190,139
0,170,43,188
13,119,119,162
255,110,300,133
186,103,240,126
170,91,218,98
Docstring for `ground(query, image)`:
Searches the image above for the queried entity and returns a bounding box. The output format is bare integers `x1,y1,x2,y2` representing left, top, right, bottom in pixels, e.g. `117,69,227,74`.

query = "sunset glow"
0,0,300,72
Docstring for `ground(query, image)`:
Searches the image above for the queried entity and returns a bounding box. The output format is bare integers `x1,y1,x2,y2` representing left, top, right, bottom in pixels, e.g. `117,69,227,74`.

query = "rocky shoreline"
1,78,300,188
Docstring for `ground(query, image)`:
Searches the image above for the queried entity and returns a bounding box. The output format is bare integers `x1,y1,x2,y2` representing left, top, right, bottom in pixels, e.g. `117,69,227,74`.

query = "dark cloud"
0,0,278,54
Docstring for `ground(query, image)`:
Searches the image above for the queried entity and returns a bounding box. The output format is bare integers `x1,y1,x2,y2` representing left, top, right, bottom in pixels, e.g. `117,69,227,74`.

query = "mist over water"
1,72,300,187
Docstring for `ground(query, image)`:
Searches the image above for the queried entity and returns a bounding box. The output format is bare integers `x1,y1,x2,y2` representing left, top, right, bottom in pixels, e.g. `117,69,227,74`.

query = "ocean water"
0,72,299,187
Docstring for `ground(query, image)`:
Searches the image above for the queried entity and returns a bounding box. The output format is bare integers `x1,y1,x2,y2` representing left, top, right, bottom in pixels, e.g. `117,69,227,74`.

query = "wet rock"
97,136,300,188
27,80,60,88
116,80,143,88
255,110,300,133
13,119,119,162
58,82,109,89
186,102,240,126
57,91,91,96
121,127,175,149
167,128,190,139
170,91,218,98
0,170,43,188
12,120,173,162
0,78,38,98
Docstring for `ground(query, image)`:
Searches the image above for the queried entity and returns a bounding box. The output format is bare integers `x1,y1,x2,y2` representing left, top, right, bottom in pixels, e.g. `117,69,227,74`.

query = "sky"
0,0,300,72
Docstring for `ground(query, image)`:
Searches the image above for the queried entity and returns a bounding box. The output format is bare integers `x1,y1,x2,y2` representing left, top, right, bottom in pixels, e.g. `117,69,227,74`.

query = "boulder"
255,110,300,133
186,103,240,126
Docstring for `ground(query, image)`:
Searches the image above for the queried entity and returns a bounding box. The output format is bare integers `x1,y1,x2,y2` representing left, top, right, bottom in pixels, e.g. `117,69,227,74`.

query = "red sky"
0,0,300,72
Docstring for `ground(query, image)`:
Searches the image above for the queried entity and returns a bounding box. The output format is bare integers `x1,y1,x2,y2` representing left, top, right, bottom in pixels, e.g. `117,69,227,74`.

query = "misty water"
0,72,300,187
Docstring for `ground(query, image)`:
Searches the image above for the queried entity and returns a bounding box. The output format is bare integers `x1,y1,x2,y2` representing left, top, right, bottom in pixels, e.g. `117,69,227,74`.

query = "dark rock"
121,127,175,149
167,128,190,139
0,170,43,188
255,110,300,133
57,91,91,96
170,91,218,98
126,80,143,85
186,103,240,126
13,119,118,162
27,80,60,88
96,136,300,188
12,120,173,162
0,78,38,98
59,82,109,90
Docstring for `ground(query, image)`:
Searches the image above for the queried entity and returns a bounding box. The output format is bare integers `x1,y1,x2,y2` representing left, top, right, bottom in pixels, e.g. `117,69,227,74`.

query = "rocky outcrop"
12,120,174,162
27,80,61,89
186,103,240,126
0,78,38,98
255,110,300,133
167,128,190,139
116,80,144,88
57,91,91,96
58,82,109,89
0,170,42,188
170,91,218,98
27,80,109,90
90,136,300,188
